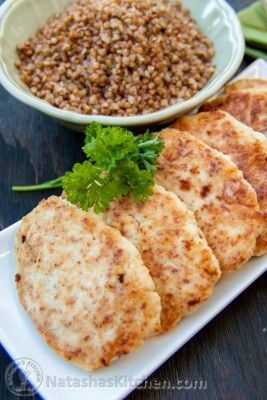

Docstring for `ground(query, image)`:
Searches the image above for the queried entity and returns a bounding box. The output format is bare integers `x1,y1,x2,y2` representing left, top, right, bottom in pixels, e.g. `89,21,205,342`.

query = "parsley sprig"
12,122,164,213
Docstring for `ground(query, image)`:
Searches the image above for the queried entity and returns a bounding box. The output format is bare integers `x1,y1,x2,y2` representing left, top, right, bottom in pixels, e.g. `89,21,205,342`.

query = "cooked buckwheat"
16,0,215,116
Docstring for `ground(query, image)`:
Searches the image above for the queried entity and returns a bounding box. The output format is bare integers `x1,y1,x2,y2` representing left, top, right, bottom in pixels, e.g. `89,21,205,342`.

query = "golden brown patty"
155,129,260,273
101,185,221,331
225,79,267,94
199,89,267,136
15,196,161,371
173,110,267,255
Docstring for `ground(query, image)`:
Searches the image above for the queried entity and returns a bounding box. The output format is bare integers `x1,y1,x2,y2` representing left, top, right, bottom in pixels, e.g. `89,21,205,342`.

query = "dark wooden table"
0,0,266,399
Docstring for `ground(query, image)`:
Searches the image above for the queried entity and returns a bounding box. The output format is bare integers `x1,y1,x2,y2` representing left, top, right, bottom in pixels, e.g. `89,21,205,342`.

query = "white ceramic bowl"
0,0,244,130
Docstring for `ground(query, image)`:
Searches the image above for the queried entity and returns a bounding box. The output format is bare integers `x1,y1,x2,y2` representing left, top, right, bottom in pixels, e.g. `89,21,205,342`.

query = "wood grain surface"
0,0,266,399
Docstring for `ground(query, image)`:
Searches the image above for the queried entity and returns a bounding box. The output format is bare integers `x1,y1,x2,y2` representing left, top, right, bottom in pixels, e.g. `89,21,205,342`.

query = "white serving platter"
0,59,266,400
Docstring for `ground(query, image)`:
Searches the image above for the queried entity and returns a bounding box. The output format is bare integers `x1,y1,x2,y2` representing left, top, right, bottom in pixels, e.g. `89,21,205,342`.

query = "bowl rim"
0,0,245,127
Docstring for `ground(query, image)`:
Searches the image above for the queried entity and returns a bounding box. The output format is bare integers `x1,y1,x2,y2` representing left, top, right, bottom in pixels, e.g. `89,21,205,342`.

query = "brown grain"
16,0,215,116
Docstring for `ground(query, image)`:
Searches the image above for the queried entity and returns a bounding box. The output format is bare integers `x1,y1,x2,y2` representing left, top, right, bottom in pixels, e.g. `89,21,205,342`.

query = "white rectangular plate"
0,59,267,400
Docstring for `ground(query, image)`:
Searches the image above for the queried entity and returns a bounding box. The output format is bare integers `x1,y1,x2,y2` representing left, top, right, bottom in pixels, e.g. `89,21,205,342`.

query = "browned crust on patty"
199,90,267,136
101,185,220,331
172,110,267,255
155,129,260,272
15,196,161,371
225,79,267,94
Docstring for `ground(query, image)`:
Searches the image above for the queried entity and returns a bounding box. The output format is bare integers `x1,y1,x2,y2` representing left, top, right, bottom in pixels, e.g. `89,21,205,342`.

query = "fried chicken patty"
173,110,267,255
155,129,260,273
101,185,221,331
15,196,161,371
200,87,267,136
225,79,267,94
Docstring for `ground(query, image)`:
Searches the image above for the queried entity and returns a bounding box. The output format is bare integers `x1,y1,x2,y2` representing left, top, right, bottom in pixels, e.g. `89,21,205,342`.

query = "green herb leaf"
113,159,154,201
134,131,164,173
13,123,164,213
83,122,138,171
62,161,128,213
